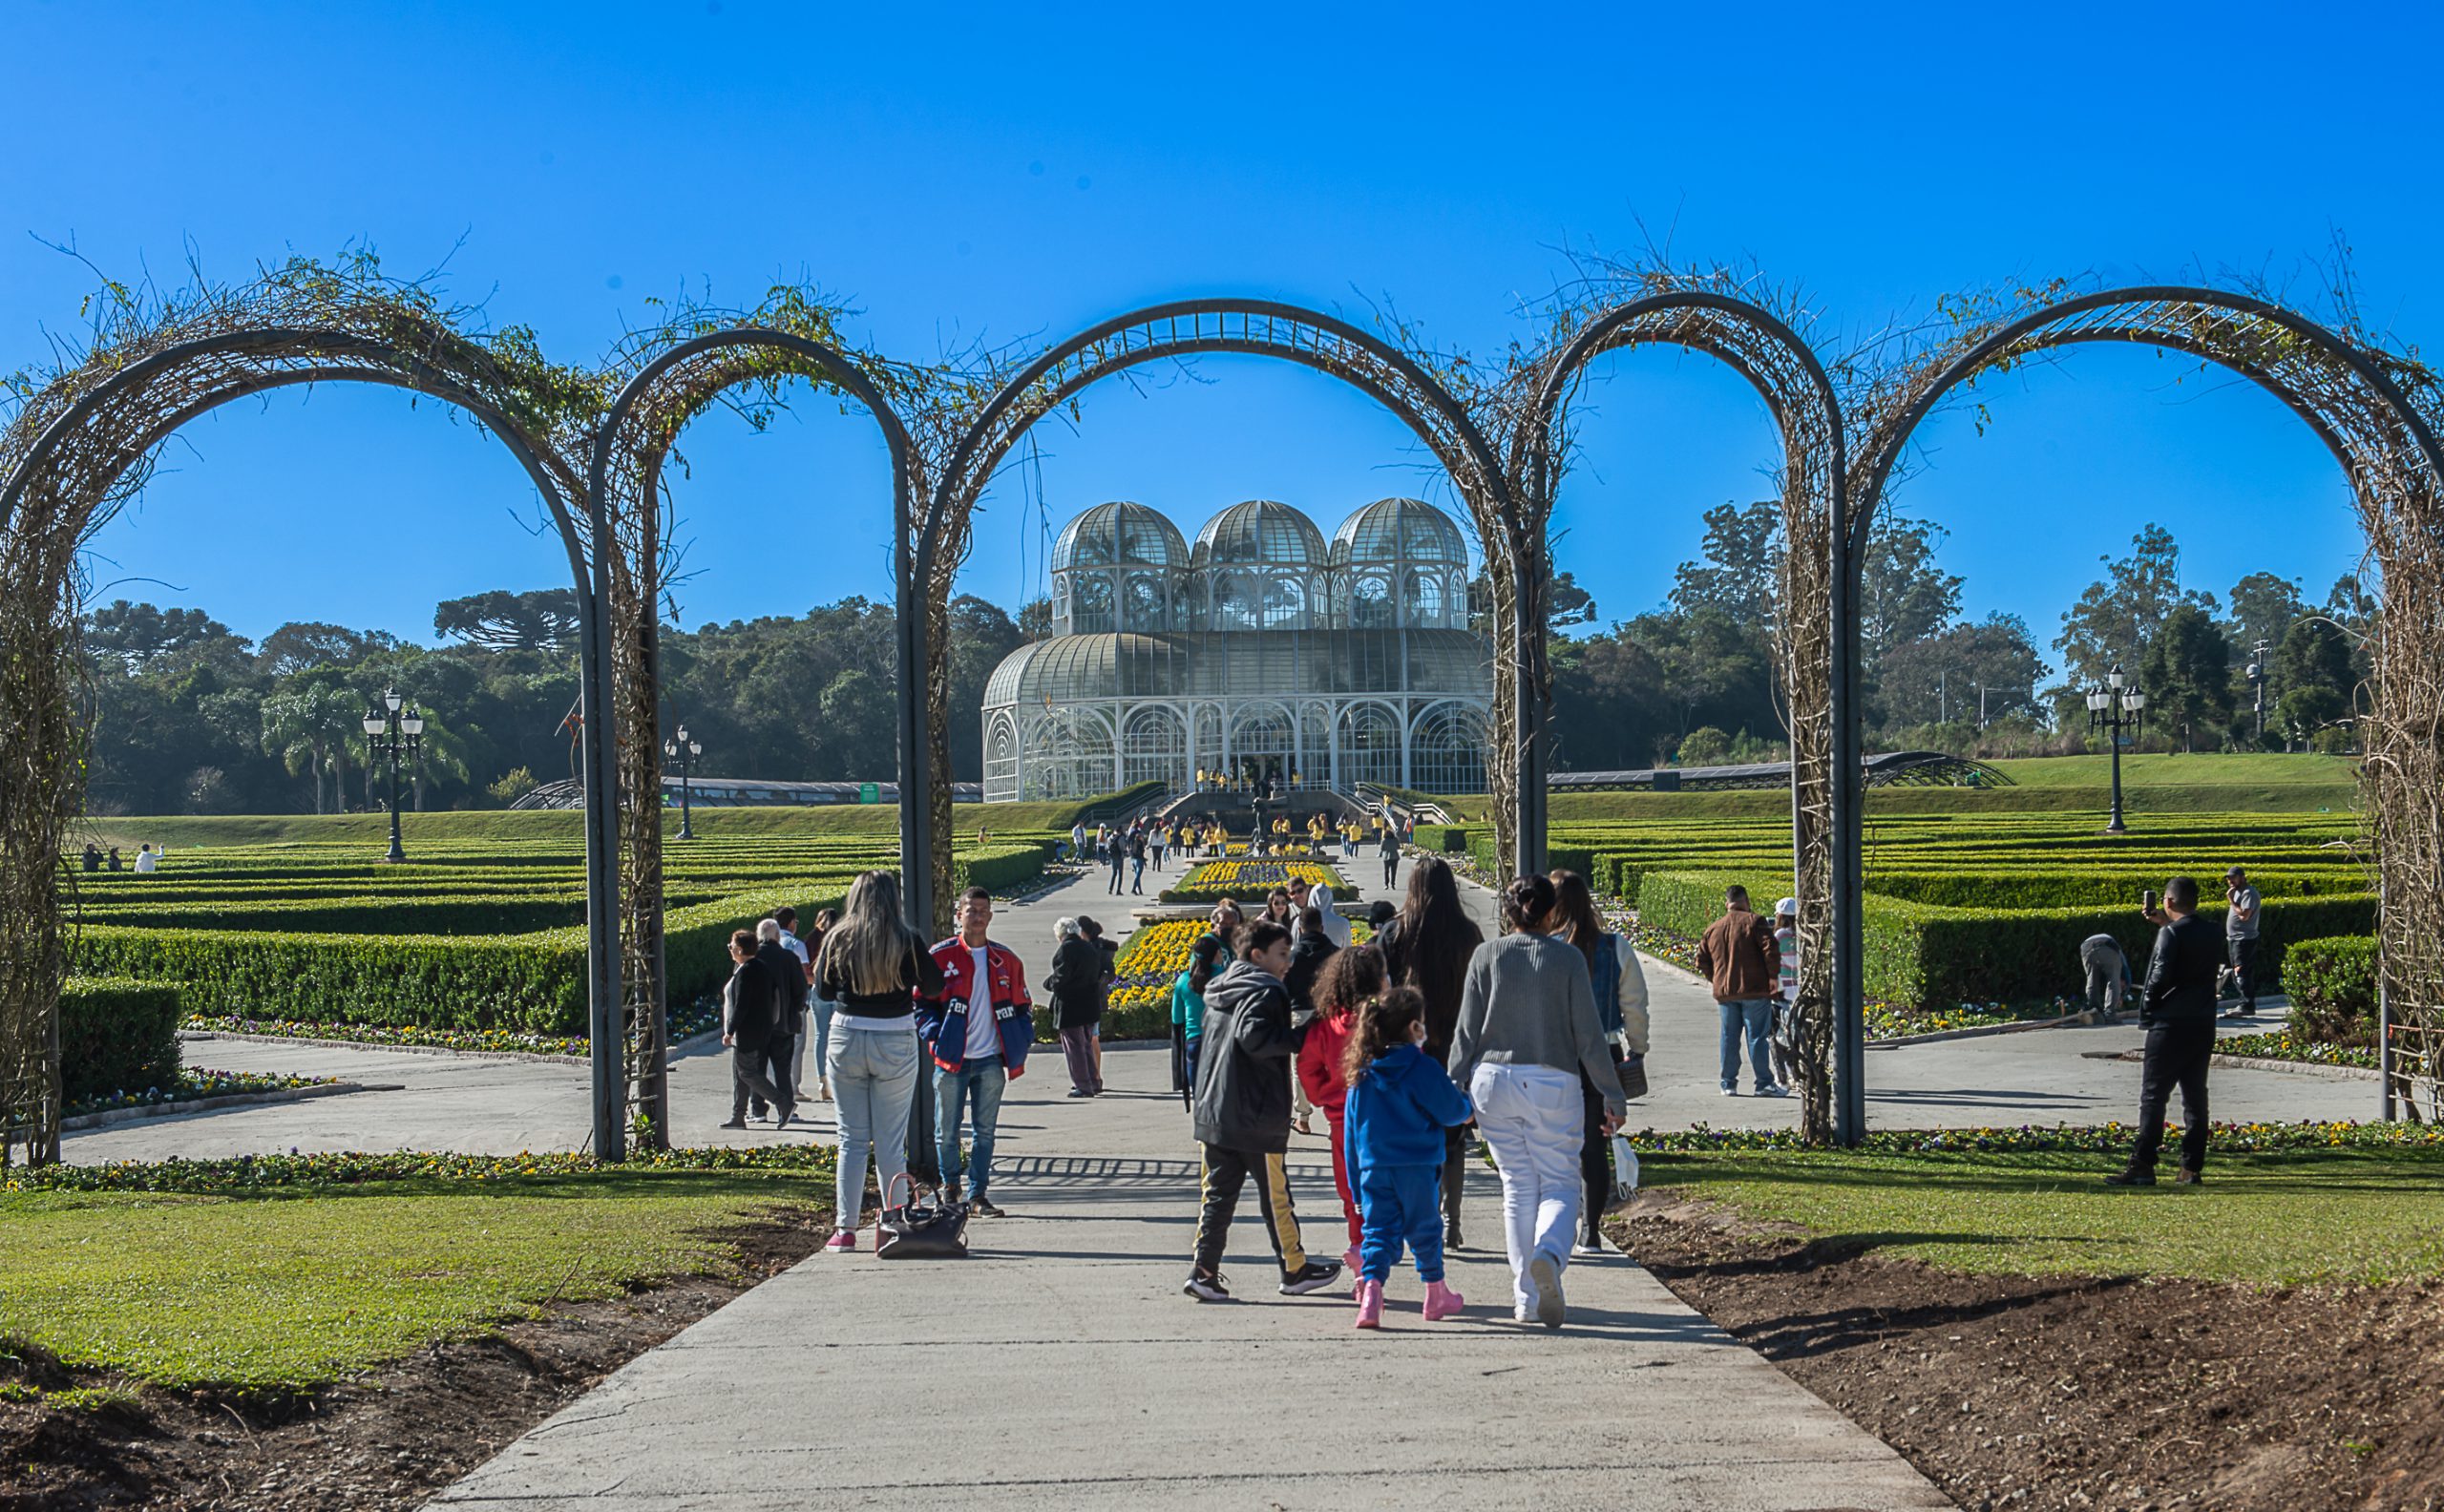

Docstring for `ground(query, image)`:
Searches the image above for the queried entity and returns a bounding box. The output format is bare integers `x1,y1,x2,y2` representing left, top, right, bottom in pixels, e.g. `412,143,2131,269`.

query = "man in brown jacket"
1696,885,1784,1097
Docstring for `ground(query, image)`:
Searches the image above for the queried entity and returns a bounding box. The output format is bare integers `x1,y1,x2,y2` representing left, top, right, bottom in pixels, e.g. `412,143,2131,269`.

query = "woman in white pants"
1447,874,1628,1328
813,872,945,1250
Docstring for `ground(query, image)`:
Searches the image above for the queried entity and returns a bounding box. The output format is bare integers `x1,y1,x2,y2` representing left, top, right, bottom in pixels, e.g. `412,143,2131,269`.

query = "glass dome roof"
1330,497,1469,567
1051,501,1189,572
1191,500,1326,569
982,629,1490,704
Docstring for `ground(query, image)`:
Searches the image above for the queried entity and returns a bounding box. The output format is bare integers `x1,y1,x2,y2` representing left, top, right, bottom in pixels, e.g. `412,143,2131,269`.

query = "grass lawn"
1640,1145,2444,1286
0,1167,828,1391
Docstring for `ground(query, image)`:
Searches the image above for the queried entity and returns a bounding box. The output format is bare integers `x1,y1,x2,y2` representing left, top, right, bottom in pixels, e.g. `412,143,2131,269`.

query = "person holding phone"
2108,875,2223,1187
2223,867,2263,1017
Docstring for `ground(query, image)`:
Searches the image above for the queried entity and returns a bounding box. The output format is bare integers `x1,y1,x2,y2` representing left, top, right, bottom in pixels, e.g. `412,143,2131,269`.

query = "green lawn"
1638,1146,2444,1286
0,1168,828,1391
1983,752,2356,788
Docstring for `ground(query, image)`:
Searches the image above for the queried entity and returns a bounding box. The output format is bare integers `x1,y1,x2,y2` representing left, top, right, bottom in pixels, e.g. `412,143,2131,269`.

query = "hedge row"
60,976,183,1102
1636,869,2377,1010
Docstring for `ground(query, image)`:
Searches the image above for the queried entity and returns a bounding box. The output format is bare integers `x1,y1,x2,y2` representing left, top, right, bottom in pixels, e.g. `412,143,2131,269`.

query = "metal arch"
585,326,921,1156
1850,284,2444,558
0,327,621,1167
1522,288,1865,1143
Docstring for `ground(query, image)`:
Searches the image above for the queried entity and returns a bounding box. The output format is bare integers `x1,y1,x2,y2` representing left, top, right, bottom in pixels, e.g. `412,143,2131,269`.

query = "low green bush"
2282,935,2379,1043
59,977,183,1103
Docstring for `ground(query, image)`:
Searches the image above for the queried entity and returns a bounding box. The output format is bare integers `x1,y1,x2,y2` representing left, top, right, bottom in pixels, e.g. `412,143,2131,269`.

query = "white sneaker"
1753,1083,1790,1098
1572,1239,1606,1258
1719,1086,1738,1097
1528,1254,1567,1329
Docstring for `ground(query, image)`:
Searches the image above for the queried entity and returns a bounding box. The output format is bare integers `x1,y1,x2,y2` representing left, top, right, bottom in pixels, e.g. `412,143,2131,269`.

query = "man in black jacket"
748,918,808,1126
2109,875,2223,1186
1184,921,1343,1302
720,929,796,1130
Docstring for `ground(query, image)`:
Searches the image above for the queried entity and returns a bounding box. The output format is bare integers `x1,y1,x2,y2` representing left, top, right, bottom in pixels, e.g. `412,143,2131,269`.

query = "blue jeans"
934,1058,1008,1200
829,1023,919,1231
1718,998,1775,1091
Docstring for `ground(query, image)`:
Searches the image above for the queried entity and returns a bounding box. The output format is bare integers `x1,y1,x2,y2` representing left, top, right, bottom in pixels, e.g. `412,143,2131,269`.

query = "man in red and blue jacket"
918,885,1033,1215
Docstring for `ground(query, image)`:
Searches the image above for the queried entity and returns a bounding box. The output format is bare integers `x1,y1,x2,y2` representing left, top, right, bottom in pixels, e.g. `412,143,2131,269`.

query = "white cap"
1775,897,1798,917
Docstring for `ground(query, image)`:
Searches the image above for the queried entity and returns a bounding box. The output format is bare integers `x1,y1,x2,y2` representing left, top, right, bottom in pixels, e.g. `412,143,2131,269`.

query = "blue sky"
6,1,2433,670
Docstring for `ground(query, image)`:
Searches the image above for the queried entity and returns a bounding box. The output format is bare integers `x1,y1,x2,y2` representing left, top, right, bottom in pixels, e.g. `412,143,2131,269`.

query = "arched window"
1211,571,1260,630
1403,568,1447,628
1230,704,1295,786
1263,573,1308,630
1123,573,1167,632
1052,577,1072,635
1349,573,1393,630
1337,703,1401,788
1071,574,1116,634
1023,709,1115,799
1122,705,1189,789
1410,702,1489,794
985,716,1021,803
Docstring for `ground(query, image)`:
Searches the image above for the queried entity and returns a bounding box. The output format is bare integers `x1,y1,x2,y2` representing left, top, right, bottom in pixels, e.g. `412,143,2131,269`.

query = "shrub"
2282,935,2378,1043
59,977,183,1103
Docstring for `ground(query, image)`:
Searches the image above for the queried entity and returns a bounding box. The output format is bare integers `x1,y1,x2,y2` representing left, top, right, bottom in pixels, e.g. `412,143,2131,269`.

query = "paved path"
432,1037,1950,1510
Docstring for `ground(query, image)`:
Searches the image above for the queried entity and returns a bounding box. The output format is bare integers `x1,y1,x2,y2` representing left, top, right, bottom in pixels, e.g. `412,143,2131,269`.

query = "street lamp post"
664,725,703,840
2084,663,2146,835
2246,639,2270,745
361,689,425,864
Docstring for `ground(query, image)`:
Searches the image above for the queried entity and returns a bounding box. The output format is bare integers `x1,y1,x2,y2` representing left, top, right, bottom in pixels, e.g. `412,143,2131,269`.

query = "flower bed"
3,1143,841,1195
2215,1030,2379,1070
1623,1119,2444,1157
182,994,720,1059
64,1067,340,1120
1158,859,1352,905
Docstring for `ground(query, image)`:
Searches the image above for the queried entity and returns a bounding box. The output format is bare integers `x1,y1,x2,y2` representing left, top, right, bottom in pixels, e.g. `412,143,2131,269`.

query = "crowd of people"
77,840,162,872
717,826,2257,1322
1057,810,1416,881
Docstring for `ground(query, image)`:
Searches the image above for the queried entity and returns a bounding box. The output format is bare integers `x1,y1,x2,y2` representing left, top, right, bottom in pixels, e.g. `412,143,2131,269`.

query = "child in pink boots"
1342,985,1475,1328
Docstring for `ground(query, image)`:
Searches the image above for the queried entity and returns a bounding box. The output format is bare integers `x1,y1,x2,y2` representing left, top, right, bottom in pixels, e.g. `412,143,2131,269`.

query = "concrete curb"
1869,1011,2098,1048
2081,1047,2379,1081
62,1078,393,1130
180,1025,725,1067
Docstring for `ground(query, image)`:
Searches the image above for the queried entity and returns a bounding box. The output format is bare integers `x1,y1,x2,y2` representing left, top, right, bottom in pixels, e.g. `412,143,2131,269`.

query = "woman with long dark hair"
1548,870,1651,1255
812,871,945,1251
1375,853,1483,1246
1448,873,1626,1329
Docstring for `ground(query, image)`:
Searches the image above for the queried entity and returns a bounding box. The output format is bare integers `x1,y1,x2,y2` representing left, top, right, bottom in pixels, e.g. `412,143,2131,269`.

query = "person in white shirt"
133,843,158,874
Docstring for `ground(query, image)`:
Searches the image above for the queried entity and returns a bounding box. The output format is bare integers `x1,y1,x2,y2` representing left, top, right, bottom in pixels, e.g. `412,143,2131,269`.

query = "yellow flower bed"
1113,919,1205,978
1177,860,1341,892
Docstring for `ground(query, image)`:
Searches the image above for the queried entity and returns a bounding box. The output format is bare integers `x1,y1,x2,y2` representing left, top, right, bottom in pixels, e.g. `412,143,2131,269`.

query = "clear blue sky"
6,1,2433,672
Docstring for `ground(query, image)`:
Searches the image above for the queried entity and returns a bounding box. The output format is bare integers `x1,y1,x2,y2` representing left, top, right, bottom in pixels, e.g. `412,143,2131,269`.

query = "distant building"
980,498,1492,801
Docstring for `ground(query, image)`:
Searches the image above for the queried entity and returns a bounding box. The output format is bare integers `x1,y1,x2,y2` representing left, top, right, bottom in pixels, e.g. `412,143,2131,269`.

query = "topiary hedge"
59,976,183,1103
2281,934,2378,1042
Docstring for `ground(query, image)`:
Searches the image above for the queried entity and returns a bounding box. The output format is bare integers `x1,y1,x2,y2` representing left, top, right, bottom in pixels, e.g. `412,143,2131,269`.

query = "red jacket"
1296,1008,1357,1115
918,937,1035,1075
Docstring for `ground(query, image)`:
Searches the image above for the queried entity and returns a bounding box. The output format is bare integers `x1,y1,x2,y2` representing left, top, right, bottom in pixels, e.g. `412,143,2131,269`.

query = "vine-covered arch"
1849,284,2444,1118
588,325,922,1153
909,300,1515,930
0,282,617,1166
1520,285,1860,1143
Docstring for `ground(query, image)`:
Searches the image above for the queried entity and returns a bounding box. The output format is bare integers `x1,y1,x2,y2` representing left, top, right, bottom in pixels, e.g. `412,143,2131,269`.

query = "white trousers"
1469,1061,1585,1313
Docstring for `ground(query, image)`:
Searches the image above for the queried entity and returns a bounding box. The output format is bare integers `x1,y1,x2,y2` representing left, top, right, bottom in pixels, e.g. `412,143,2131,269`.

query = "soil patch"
0,1208,831,1511
1611,1193,2444,1512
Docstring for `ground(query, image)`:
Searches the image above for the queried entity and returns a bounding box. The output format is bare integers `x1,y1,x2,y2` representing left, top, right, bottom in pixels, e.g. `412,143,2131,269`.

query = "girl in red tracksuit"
1296,945,1384,1273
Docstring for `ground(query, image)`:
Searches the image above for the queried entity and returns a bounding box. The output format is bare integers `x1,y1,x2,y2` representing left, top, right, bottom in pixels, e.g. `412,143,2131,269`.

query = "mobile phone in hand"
2142,890,2158,911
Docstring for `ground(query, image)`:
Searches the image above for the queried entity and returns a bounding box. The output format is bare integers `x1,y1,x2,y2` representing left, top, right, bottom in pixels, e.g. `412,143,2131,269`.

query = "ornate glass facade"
981,498,1492,800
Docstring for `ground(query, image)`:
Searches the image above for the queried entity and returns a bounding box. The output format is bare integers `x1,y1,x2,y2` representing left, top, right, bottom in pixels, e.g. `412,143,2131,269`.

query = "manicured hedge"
60,976,183,1103
2282,934,2378,1041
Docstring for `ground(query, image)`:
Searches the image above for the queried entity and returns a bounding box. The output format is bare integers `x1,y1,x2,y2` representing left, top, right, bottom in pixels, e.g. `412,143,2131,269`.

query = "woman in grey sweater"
1448,874,1627,1328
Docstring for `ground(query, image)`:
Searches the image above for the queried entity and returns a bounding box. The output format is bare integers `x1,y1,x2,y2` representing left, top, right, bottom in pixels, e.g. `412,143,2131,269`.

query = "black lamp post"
2083,663,2146,835
2246,639,2270,745
362,689,424,863
664,725,702,840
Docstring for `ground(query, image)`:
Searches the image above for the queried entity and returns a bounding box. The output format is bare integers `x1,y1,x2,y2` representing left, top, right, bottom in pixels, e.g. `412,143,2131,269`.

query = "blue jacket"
916,936,1035,1075
1344,1040,1474,1187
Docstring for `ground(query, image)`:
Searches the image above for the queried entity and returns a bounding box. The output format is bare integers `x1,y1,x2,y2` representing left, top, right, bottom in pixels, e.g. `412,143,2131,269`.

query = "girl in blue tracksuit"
1342,985,1476,1328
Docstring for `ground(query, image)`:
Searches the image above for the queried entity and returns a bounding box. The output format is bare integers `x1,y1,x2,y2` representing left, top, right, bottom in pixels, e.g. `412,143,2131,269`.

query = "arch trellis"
1849,285,2444,1119
912,301,1517,926
587,325,924,1152
0,281,619,1166
1515,284,1859,1142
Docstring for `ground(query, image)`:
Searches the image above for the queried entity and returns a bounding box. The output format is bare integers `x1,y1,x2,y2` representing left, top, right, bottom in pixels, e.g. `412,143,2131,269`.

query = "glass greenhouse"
981,498,1493,800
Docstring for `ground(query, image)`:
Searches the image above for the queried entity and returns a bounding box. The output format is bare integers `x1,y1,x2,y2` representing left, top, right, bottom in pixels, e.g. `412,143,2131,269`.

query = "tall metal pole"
2107,724,2125,834
579,439,627,1164
386,738,405,863
1829,494,1866,1147
1508,535,1548,878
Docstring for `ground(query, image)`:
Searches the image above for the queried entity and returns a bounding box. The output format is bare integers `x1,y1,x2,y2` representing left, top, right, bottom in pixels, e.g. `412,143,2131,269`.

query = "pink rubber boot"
1423,1280,1465,1321
1354,1279,1384,1330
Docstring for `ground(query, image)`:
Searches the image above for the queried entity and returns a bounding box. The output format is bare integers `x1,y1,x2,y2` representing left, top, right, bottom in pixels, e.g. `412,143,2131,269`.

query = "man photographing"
2108,875,2222,1187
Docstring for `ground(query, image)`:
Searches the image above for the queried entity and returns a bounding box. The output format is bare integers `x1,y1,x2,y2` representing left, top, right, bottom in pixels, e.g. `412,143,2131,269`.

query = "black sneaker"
1279,1260,1343,1296
971,1196,1005,1218
2103,1167,2156,1187
1182,1270,1232,1302
718,1117,748,1129
2173,1168,2204,1186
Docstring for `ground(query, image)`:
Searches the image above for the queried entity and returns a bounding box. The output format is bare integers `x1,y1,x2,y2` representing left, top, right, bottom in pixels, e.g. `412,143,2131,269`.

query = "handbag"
875,1172,968,1259
1614,1049,1650,1102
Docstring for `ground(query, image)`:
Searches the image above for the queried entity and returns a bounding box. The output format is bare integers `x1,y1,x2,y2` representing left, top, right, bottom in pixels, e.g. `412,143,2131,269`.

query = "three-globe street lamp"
2084,663,2147,835
361,689,425,864
664,725,703,841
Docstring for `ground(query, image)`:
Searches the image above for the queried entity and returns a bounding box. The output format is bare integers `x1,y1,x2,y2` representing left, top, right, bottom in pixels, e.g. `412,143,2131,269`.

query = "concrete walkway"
432,1041,1950,1510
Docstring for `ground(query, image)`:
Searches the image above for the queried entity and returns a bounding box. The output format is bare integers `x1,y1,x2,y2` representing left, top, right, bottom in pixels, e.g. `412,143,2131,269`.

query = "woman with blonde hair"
813,871,945,1250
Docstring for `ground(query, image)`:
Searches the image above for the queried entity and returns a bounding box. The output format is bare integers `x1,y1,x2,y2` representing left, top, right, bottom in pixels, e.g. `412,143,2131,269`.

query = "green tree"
1859,510,1963,675
432,588,582,652
2272,618,2354,747
1668,501,1780,628
2138,603,2233,751
1676,725,1732,767
2054,524,2218,690
487,766,539,805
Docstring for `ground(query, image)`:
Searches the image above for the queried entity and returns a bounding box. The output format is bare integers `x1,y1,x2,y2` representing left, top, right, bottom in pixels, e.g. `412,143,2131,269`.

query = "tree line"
79,516,2364,814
